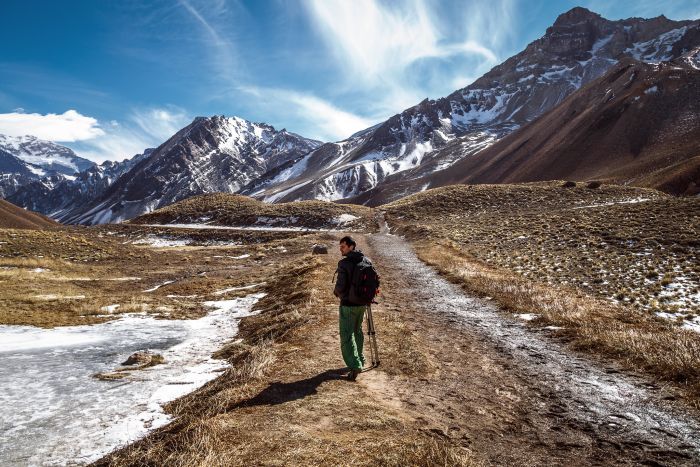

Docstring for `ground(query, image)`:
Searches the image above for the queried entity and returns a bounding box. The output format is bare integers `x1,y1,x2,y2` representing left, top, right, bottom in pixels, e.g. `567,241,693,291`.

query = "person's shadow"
229,368,347,410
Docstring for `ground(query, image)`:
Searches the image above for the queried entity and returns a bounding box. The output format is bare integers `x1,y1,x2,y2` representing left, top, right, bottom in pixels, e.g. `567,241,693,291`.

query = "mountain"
0,199,58,230
246,8,700,203
0,134,97,199
48,116,322,224
348,51,700,204
0,135,95,176
8,150,153,221
436,57,700,196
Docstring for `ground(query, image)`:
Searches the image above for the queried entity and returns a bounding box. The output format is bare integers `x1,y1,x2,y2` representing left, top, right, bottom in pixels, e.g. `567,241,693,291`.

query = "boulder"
312,244,328,254
122,351,164,367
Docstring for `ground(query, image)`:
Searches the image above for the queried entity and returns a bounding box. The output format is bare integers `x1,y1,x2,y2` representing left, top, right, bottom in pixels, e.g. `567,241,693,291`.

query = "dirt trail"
96,226,700,466
358,225,700,465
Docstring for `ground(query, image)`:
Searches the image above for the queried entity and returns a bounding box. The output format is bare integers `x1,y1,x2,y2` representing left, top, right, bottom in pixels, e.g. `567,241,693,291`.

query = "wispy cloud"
300,0,517,126
177,0,245,85
240,86,373,142
0,110,105,141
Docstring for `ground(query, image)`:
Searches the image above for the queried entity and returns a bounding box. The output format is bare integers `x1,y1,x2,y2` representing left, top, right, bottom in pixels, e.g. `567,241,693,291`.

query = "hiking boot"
348,368,360,381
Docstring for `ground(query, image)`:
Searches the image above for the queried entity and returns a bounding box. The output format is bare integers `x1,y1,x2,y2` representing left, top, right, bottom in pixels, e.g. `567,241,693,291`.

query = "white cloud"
0,110,105,142
240,86,374,142
70,107,190,163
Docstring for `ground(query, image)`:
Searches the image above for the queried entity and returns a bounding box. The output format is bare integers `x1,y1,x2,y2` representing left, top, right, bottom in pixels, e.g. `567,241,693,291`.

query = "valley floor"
94,227,700,466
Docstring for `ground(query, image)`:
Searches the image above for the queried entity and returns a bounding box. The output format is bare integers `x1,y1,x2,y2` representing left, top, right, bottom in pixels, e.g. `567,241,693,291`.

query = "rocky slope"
8,150,153,220
248,7,700,203
53,116,321,224
0,149,36,198
351,52,700,204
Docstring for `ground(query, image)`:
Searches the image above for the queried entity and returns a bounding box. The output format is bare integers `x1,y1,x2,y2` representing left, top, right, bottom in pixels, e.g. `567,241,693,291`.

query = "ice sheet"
0,293,265,466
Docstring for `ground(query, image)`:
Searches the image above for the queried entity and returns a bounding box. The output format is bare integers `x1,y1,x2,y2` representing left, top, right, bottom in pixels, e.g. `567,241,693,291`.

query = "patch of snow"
335,214,359,225
644,85,659,95
213,283,265,296
625,26,688,63
132,237,192,248
31,267,49,273
143,280,175,293
591,34,613,54
572,198,651,209
515,313,538,321
26,165,46,176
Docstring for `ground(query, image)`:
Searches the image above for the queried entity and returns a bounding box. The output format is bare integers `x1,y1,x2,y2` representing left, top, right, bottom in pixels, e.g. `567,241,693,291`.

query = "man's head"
339,236,356,256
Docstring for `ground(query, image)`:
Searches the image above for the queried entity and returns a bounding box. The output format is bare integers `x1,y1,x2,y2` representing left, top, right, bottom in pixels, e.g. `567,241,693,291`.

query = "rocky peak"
551,7,603,28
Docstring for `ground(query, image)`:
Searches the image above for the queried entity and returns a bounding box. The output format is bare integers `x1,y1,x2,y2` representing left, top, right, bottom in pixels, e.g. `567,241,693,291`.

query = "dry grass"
0,225,323,327
416,240,700,400
94,236,480,467
385,182,699,318
128,192,377,231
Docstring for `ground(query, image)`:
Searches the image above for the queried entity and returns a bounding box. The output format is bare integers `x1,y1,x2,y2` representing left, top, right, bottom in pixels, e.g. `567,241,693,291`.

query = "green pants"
339,305,366,370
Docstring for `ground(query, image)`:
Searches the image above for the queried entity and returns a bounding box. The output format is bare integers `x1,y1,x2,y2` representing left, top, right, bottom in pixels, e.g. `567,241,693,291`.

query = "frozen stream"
0,293,265,466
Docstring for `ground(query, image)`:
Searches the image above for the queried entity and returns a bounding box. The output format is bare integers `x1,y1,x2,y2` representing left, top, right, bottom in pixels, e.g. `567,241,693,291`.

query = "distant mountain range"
0,135,96,198
2,7,699,223
250,7,700,204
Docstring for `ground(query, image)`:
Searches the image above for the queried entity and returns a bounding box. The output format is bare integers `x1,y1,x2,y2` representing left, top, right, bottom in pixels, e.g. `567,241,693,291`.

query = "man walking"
333,236,367,381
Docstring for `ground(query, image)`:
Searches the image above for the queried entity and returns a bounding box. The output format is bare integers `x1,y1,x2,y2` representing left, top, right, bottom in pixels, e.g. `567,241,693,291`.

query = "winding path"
364,225,700,465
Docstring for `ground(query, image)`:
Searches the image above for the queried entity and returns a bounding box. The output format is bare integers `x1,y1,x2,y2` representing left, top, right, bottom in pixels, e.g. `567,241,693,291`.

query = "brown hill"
129,193,375,231
0,199,59,229
350,57,700,207
437,58,700,195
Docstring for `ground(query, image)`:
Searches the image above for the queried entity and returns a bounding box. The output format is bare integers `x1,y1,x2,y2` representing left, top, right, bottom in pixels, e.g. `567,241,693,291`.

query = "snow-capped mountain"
8,150,153,220
0,135,95,177
248,7,700,203
351,56,700,204
0,134,97,199
48,116,322,224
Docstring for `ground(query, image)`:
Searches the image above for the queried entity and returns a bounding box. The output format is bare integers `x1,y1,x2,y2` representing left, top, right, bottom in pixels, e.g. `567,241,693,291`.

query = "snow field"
0,292,266,465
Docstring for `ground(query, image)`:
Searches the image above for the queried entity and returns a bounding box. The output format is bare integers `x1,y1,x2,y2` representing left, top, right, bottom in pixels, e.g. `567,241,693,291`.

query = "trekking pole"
366,304,380,367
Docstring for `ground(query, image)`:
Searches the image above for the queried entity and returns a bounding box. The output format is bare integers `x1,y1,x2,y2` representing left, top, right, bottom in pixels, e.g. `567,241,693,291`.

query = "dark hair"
339,236,356,249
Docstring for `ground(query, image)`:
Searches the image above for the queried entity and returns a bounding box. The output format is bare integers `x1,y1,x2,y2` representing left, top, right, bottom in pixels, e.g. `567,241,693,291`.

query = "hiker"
333,235,380,381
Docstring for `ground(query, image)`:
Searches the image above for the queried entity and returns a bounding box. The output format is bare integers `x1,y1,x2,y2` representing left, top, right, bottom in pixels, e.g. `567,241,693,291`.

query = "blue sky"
1,0,698,162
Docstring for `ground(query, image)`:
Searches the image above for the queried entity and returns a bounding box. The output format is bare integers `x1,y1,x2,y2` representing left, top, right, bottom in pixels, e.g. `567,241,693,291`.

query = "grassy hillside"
0,199,58,230
129,193,376,231
384,182,699,318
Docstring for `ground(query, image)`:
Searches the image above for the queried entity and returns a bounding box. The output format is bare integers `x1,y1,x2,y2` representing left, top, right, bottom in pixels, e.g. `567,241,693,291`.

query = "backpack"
348,256,380,305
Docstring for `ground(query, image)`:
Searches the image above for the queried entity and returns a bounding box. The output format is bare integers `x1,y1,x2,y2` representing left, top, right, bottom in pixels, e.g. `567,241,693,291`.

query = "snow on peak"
0,134,94,175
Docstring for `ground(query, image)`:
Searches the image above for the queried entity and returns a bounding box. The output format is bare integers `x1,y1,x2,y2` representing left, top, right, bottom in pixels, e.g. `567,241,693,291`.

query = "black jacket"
334,250,365,306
